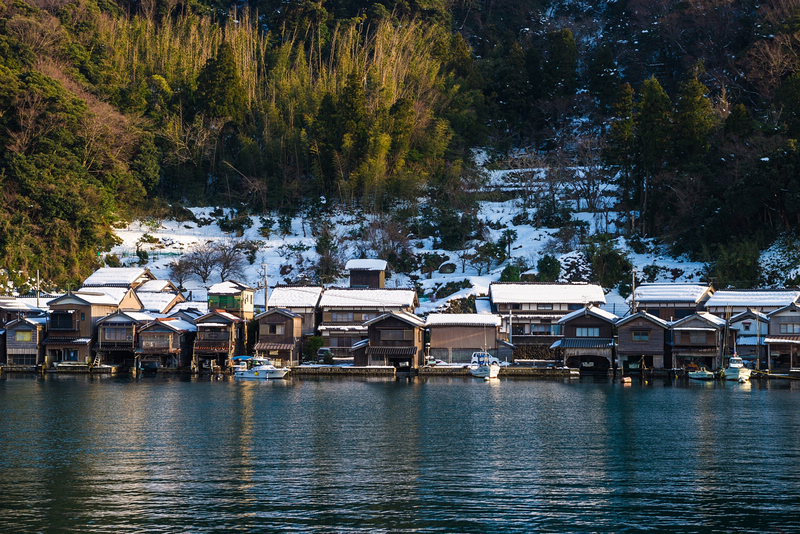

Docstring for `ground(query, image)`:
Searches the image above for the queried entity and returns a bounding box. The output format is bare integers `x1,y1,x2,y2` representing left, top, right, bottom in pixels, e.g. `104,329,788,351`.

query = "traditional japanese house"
254,308,302,367
268,285,323,336
207,281,256,320
167,303,208,323
555,305,618,374
136,318,196,370
345,259,388,289
354,311,426,369
765,303,800,373
489,282,605,360
426,313,506,364
135,279,185,314
628,284,713,320
192,310,243,372
670,312,727,371
318,288,418,357
82,266,157,289
43,290,141,368
729,309,768,367
616,311,670,371
704,289,800,317
0,296,46,326
95,311,156,366
4,317,47,368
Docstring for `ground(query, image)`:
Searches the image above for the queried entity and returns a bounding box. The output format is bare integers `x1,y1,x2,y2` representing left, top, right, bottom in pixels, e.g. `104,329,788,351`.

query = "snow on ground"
108,155,708,317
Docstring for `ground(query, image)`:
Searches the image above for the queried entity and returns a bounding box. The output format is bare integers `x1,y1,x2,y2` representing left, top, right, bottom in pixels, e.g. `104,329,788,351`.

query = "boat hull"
470,364,500,379
688,370,714,380
234,366,290,379
721,368,751,382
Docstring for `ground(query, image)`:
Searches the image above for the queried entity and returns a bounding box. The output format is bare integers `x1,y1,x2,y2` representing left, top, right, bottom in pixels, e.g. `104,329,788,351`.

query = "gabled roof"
319,288,417,308
6,316,48,329
345,259,388,271
97,310,155,324
615,311,670,329
255,308,301,320
269,285,324,308
137,279,179,293
208,280,254,295
628,284,712,304
168,302,209,317
82,267,155,288
489,282,605,305
730,309,770,323
705,289,800,309
767,302,800,318
558,305,618,325
136,292,183,314
141,317,196,333
50,290,122,307
364,310,425,328
426,314,502,327
671,311,726,329
0,297,41,313
196,310,242,324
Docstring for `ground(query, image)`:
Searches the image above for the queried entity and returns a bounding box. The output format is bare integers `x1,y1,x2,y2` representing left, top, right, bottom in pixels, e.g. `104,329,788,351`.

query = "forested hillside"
3,0,800,288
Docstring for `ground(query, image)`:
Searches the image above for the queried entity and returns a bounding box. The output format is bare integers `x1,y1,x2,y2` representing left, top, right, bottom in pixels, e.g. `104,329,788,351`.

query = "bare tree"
186,241,220,284
168,257,193,288
215,239,247,281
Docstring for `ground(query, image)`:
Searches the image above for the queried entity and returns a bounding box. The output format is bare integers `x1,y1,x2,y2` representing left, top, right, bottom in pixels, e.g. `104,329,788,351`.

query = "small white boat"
720,355,751,382
469,351,500,379
688,367,715,380
233,357,290,379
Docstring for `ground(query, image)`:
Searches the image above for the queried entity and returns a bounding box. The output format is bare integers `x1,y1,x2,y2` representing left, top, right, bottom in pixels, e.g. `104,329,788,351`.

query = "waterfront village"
2,259,800,379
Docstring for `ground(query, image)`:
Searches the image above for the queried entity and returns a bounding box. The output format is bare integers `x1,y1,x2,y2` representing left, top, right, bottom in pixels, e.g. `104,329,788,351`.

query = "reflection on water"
2,374,800,533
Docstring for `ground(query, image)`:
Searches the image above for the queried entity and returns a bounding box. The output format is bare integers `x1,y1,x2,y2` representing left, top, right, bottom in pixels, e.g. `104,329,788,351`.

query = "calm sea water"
1,374,799,533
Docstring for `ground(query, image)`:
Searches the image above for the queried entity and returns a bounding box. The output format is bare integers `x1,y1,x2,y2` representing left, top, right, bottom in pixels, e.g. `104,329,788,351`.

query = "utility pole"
261,263,268,311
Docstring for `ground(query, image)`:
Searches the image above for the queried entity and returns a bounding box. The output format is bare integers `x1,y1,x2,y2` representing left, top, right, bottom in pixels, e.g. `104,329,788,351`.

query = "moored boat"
469,351,500,379
687,367,715,380
720,355,751,382
233,356,290,379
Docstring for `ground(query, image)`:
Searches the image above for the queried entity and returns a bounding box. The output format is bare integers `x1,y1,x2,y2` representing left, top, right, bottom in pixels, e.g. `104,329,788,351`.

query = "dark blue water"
1,374,799,533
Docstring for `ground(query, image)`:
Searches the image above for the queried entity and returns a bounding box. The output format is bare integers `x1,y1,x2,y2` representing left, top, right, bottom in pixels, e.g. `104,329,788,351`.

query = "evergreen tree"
606,83,635,207
673,73,714,166
588,42,619,110
635,76,672,235
542,29,578,99
195,41,247,123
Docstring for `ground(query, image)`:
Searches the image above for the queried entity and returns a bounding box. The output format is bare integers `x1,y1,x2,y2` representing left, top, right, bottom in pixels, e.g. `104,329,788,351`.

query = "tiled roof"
490,283,605,305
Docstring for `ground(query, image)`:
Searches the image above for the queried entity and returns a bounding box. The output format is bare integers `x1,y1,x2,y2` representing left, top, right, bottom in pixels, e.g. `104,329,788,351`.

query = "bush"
537,254,561,282
500,264,520,281
584,235,632,288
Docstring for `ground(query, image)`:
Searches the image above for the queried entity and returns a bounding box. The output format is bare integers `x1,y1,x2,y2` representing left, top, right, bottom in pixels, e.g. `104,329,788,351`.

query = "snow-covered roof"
706,290,800,309
137,280,173,292
52,290,120,307
6,316,48,328
143,318,196,333
208,280,254,295
345,259,388,271
168,302,209,316
137,292,180,313
365,310,425,327
82,267,153,287
672,311,726,329
615,311,670,329
735,336,764,346
558,305,618,324
474,297,492,314
489,283,605,304
629,284,712,304
198,310,242,323
0,297,38,312
319,288,417,308
730,309,769,323
269,286,323,308
100,311,155,324
255,308,301,320
426,314,501,327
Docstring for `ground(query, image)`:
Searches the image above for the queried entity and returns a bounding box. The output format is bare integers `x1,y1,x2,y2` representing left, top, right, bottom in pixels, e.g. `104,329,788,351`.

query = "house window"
689,331,707,344
81,313,85,321
780,323,800,334
361,313,379,321
537,304,553,310
568,303,582,310
381,330,409,341
50,312,74,330
331,312,354,322
268,324,284,335
15,330,32,342
632,330,649,342
512,324,526,336
576,327,600,337
742,322,751,332
104,327,130,341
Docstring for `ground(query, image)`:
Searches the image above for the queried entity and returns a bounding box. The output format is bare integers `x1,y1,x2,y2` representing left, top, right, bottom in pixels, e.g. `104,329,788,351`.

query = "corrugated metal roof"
366,346,417,356
490,283,605,305
269,286,324,308
346,259,387,271
426,314,501,327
